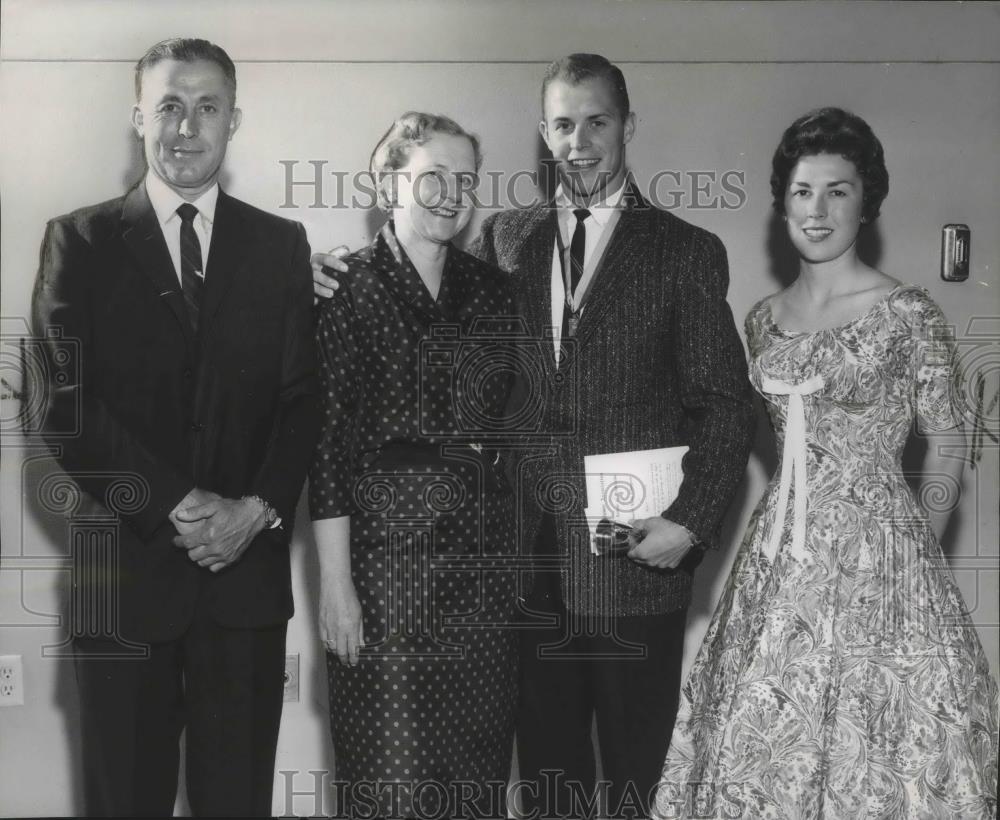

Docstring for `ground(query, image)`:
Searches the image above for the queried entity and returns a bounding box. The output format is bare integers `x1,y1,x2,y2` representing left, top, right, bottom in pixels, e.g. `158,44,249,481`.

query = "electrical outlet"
0,655,24,706
283,653,299,703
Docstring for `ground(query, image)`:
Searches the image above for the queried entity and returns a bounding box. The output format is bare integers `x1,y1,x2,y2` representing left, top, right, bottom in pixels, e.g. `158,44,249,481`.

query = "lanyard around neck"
555,213,589,314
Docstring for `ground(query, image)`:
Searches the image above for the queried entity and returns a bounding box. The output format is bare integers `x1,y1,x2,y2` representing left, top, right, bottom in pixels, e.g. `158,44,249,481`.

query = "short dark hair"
771,107,889,223
369,111,483,209
541,53,630,120
134,38,237,104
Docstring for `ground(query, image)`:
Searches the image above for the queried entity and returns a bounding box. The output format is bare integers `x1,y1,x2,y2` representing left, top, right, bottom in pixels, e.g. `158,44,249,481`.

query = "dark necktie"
561,207,590,341
176,203,204,330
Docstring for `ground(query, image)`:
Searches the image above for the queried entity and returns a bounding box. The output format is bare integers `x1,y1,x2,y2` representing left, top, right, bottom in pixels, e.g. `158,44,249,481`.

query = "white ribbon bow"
760,374,825,562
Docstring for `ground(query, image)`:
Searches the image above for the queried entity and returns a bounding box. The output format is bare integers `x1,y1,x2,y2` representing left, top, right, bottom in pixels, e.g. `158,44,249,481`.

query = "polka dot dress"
310,223,519,818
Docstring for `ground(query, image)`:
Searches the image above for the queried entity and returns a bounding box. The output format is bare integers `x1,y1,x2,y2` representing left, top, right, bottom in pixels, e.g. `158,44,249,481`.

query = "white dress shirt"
145,172,218,286
550,178,627,359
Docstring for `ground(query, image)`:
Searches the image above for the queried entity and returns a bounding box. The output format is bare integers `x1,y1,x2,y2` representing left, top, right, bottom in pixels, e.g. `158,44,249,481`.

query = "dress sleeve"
308,293,363,520
910,290,963,434
743,298,769,359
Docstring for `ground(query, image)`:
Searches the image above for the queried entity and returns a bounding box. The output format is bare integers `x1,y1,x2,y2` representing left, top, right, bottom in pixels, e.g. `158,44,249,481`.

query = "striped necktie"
176,203,204,330
560,207,590,342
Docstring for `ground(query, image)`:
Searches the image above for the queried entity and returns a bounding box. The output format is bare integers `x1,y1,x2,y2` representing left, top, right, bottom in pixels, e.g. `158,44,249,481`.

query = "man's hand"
319,576,364,667
172,497,267,573
626,517,697,570
169,487,222,535
312,245,350,300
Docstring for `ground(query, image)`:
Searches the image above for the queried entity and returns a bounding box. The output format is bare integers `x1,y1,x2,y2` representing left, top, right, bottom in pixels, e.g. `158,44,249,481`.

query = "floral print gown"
654,286,998,820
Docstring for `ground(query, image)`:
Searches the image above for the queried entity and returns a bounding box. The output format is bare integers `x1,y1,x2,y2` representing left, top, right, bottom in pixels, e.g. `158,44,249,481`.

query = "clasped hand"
626,516,697,570
170,489,267,573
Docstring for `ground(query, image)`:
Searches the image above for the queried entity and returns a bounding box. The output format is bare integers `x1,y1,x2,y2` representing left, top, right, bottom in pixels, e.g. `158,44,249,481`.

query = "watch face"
263,503,277,527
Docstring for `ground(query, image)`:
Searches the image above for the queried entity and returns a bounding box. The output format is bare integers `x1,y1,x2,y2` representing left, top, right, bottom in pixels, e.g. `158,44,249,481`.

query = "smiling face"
540,76,635,203
784,153,865,267
131,58,241,201
389,132,478,247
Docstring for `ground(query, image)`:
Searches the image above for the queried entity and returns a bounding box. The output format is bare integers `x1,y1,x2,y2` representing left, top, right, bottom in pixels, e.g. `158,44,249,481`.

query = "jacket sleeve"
468,213,500,268
31,218,194,540
248,222,321,531
661,231,755,548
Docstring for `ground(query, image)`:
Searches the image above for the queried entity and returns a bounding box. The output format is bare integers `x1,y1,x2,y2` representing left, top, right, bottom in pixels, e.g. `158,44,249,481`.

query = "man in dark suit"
312,54,753,819
32,38,319,817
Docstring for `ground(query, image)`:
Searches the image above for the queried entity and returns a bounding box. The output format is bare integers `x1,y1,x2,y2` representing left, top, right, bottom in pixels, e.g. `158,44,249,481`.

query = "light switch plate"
941,224,970,281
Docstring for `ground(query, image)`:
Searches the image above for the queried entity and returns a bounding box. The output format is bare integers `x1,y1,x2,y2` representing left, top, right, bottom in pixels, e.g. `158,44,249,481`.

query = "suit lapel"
570,184,653,352
517,208,559,373
120,183,195,350
199,190,248,348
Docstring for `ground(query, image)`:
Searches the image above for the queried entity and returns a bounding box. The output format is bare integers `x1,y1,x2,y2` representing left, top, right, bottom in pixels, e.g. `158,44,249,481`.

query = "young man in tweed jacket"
476,55,754,818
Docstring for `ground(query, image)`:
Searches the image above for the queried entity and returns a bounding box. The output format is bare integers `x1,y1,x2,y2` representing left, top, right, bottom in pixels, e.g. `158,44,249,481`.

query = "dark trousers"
517,519,687,819
73,613,287,817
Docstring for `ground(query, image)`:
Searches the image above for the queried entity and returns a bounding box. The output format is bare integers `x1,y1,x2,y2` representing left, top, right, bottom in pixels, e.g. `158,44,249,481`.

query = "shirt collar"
145,171,220,228
555,174,628,229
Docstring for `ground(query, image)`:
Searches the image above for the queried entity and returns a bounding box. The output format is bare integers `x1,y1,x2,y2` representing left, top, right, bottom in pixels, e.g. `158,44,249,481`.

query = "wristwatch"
243,494,282,530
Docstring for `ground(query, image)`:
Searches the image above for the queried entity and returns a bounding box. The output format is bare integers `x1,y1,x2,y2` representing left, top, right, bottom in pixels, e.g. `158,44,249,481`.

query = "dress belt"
760,374,825,562
362,442,506,492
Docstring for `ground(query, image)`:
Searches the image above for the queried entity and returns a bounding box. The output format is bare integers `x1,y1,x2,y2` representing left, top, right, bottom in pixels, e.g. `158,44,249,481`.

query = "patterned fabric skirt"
328,487,519,819
653,497,999,820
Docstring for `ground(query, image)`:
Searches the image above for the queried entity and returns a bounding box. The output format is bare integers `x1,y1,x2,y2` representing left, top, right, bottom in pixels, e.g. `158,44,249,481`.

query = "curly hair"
369,112,482,209
771,107,889,223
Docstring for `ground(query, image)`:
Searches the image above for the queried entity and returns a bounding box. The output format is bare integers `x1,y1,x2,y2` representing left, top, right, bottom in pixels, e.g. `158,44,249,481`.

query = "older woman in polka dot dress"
309,113,519,819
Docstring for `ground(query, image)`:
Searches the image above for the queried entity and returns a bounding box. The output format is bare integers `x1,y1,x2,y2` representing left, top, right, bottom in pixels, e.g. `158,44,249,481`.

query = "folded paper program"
583,445,689,555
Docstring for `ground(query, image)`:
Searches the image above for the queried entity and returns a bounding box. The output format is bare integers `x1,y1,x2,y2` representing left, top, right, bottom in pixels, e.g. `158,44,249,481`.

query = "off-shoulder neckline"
761,284,911,336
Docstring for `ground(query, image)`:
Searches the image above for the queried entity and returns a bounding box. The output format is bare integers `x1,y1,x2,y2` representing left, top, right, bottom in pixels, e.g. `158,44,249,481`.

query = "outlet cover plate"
0,655,24,706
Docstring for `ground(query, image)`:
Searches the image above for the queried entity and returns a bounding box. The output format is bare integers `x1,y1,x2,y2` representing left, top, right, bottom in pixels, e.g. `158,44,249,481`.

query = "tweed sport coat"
472,182,754,616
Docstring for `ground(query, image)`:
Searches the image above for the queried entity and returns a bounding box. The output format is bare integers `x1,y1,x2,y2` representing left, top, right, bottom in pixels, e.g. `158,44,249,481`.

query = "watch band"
242,494,281,529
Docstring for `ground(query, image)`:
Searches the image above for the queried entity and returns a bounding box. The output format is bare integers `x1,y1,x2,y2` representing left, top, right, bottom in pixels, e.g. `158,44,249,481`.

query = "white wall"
1,1,998,816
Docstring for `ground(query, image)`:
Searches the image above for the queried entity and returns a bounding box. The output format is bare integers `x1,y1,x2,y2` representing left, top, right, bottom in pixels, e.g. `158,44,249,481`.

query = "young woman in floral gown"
654,108,998,820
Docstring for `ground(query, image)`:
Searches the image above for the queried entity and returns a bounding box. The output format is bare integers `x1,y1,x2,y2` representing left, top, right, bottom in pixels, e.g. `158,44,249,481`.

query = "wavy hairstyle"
369,111,482,210
771,107,889,223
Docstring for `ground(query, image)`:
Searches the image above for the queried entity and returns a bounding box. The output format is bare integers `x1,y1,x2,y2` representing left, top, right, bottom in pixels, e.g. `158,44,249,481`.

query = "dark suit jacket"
473,182,754,616
32,182,320,642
